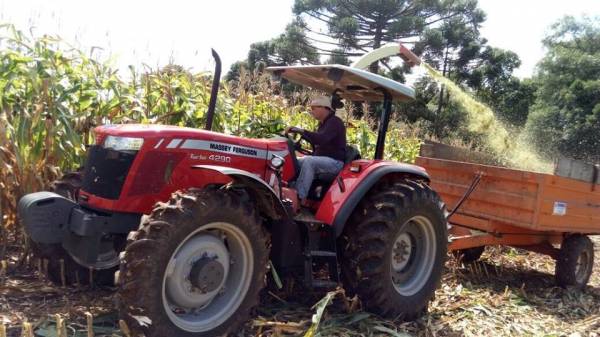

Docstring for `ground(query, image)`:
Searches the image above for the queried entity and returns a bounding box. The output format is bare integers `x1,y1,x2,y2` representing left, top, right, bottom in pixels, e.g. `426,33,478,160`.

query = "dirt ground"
0,238,599,337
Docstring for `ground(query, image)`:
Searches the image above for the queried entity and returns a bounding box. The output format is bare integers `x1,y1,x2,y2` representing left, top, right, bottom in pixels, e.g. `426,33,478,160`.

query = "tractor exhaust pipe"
205,49,222,131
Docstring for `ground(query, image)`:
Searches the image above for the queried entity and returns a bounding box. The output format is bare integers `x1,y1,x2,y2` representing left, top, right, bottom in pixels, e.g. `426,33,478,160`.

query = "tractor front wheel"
118,187,269,337
340,179,448,320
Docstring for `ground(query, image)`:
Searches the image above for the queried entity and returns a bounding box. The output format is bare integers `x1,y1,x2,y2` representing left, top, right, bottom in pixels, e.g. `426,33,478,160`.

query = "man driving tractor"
286,95,346,204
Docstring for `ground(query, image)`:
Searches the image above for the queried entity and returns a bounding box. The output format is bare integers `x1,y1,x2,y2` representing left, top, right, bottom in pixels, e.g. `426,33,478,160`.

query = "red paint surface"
81,124,291,213
315,160,390,224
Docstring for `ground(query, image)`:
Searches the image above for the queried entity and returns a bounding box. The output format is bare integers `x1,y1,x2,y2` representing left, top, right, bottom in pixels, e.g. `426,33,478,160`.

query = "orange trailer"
415,143,599,288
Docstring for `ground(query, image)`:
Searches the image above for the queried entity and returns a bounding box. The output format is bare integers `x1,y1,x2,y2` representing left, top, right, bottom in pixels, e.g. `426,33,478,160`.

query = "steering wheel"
284,129,314,156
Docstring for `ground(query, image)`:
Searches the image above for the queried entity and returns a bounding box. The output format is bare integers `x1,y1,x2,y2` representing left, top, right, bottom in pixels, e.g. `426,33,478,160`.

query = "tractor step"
297,217,341,290
304,249,340,290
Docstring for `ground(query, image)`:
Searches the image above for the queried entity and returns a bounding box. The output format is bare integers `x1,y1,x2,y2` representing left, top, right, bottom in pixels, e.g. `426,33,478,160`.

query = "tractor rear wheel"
555,235,594,289
28,170,115,285
340,179,447,320
118,187,269,337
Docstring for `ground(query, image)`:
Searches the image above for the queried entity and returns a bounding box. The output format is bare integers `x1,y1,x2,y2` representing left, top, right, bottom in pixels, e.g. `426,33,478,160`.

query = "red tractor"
19,47,448,336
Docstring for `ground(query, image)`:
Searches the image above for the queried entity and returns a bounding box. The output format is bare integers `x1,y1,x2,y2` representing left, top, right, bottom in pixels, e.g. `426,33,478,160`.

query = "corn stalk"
0,24,422,237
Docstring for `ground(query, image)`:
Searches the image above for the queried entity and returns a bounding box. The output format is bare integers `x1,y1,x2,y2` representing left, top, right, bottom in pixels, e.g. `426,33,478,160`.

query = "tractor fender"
191,165,289,221
316,162,430,237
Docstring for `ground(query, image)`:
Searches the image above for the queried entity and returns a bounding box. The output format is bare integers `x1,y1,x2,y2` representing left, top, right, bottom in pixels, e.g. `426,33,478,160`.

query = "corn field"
0,24,421,237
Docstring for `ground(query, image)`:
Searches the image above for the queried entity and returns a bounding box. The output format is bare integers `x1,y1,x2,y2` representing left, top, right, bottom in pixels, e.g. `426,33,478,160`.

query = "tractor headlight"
270,155,285,169
104,136,144,151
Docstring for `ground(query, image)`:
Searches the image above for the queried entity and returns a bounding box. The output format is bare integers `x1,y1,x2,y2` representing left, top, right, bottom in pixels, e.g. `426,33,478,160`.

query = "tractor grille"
81,145,137,200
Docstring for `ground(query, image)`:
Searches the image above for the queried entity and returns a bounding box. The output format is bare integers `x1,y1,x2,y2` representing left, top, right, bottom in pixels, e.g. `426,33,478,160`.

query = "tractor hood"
94,124,207,139
92,124,280,152
266,64,415,102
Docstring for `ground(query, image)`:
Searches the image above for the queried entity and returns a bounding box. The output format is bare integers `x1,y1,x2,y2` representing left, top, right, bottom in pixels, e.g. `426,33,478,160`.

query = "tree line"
228,1,599,163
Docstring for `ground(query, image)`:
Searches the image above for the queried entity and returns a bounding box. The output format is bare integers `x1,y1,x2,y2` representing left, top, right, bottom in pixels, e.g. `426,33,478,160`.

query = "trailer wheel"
340,179,448,320
452,246,485,264
118,187,269,337
28,170,115,285
555,235,594,289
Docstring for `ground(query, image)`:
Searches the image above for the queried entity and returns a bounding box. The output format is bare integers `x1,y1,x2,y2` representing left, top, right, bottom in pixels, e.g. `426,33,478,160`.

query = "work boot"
294,207,316,222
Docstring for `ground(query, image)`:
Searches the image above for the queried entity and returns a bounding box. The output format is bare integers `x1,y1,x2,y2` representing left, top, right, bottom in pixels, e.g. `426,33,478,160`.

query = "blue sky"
0,0,598,78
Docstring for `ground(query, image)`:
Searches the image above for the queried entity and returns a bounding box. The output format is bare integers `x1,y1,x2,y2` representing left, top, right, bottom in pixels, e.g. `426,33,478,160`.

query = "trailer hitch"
447,171,484,219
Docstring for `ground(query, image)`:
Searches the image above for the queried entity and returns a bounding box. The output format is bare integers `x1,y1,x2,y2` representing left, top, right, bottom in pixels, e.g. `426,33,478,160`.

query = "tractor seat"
314,145,361,183
309,145,361,199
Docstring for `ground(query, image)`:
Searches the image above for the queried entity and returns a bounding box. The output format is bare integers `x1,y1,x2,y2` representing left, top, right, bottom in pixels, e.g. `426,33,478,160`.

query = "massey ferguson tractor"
18,45,448,336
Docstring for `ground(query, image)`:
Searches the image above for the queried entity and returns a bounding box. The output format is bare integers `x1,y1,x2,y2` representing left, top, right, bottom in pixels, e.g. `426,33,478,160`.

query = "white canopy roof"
266,64,415,102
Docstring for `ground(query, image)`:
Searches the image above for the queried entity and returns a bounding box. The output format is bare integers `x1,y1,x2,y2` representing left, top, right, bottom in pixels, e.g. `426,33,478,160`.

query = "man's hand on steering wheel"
284,126,304,135
284,126,314,155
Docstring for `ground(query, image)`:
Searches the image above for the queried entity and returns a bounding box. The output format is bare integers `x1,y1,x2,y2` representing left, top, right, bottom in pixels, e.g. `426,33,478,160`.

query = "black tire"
340,179,448,320
28,170,115,286
118,187,269,337
452,246,485,264
555,235,594,289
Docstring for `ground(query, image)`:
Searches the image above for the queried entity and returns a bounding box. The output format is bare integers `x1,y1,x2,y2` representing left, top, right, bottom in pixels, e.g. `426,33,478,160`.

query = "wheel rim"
574,250,591,285
390,215,437,296
162,222,254,332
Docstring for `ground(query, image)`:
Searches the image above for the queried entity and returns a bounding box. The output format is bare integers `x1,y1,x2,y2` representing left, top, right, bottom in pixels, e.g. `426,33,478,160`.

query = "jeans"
296,156,344,200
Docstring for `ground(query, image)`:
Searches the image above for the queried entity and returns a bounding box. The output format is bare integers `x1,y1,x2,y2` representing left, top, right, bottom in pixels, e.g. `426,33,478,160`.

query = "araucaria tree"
293,0,484,73
229,0,486,79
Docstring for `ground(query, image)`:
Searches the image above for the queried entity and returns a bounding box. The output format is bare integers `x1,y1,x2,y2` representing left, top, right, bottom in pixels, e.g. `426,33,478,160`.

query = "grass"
1,239,598,336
